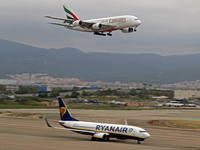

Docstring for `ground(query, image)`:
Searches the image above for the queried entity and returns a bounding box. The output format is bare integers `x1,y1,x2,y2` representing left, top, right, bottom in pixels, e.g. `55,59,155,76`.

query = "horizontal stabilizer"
45,118,75,130
45,16,74,24
45,16,66,21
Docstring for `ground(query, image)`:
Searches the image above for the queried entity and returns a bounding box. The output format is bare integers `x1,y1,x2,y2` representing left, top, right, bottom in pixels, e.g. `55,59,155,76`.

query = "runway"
0,109,200,150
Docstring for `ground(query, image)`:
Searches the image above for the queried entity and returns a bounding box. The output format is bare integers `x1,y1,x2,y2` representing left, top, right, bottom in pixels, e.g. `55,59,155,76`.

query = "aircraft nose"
137,20,141,26
145,133,150,138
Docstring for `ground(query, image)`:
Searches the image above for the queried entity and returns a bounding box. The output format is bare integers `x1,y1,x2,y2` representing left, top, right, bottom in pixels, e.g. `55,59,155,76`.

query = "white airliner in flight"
45,98,150,144
45,4,141,36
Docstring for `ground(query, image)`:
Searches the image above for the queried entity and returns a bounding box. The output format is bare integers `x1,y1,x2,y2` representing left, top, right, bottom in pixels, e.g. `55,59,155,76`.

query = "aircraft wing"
45,16,74,24
45,118,95,135
49,23,71,27
71,129,95,135
81,21,117,31
45,16,117,31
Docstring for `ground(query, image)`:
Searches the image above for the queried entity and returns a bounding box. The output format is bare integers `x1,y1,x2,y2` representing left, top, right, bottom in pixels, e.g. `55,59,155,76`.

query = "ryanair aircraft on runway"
45,4,141,36
45,98,150,144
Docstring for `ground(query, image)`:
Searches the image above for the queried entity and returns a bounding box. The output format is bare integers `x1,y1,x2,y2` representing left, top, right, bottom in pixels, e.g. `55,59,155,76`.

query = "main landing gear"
91,136,109,141
91,137,97,141
107,32,112,36
94,32,112,36
94,32,106,36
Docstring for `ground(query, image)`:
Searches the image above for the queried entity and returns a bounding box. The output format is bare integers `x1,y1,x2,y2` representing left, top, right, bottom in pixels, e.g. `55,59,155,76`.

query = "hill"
1,39,200,84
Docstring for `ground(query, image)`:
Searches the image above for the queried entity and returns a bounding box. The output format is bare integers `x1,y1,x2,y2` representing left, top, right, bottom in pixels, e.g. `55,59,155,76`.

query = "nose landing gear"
137,139,144,144
107,32,112,36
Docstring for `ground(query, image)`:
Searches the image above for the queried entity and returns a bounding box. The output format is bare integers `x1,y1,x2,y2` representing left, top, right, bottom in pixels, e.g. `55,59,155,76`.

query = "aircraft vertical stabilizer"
63,5,79,20
58,97,78,121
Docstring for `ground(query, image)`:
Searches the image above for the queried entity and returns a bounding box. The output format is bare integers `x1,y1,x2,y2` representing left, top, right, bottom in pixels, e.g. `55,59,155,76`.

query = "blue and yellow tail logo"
60,107,67,117
58,97,78,121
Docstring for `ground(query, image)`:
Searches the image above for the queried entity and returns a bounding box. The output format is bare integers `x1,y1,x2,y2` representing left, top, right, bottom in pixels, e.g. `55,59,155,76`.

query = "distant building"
151,96,168,99
49,99,68,106
126,101,158,107
0,79,18,85
0,79,19,92
174,90,200,99
5,85,19,92
49,100,59,106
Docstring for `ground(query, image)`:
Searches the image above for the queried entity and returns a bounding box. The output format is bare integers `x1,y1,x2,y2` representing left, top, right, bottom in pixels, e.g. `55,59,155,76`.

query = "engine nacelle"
93,133,109,141
92,23,102,30
121,28,134,33
72,20,82,26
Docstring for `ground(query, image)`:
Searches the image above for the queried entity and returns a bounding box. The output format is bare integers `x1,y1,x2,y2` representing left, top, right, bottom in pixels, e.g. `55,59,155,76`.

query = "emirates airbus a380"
45,4,141,36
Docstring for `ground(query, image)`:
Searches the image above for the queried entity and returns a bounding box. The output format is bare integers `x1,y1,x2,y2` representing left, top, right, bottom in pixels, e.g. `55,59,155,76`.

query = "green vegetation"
0,103,53,109
0,85,176,109
79,88,174,100
0,96,51,108
15,86,38,94
0,84,6,91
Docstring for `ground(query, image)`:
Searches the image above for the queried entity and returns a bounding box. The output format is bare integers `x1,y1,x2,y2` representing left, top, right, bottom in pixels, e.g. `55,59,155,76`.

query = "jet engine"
121,28,134,33
72,20,82,26
92,23,102,29
92,133,109,141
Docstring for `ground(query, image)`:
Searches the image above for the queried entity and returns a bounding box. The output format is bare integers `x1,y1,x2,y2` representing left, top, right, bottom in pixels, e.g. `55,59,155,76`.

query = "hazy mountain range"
1,39,200,84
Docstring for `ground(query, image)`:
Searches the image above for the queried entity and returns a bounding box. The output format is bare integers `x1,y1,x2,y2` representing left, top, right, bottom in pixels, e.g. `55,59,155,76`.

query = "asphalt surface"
0,109,200,150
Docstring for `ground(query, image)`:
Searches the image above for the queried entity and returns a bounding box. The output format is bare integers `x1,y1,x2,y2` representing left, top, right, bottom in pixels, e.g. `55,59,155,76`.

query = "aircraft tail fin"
63,4,79,20
58,97,78,121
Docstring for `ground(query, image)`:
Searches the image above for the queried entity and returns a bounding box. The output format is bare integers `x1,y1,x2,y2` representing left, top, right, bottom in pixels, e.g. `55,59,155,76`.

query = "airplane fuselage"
59,120,150,140
66,15,141,32
46,4,141,36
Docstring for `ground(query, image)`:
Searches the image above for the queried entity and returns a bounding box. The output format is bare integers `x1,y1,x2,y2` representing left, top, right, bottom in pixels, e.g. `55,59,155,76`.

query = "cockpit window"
135,18,139,20
139,131,146,133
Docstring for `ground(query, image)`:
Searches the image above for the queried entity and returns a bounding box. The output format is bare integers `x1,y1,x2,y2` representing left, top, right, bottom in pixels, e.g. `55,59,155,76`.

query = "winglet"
124,119,128,125
121,119,128,125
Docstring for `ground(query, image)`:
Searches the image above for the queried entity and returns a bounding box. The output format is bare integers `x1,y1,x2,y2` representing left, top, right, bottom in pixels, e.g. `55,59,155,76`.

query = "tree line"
0,85,174,99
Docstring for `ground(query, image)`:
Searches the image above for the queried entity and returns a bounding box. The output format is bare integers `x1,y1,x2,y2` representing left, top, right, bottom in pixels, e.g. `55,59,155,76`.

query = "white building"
0,79,18,85
174,90,200,99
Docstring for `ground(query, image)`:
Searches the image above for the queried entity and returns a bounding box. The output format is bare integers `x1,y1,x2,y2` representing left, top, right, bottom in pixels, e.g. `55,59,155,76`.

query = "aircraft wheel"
137,140,141,144
103,135,109,141
105,136,109,141
91,137,96,141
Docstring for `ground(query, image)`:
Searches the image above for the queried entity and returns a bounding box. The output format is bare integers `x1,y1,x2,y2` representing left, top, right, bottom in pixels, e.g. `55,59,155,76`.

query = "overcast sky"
0,0,200,56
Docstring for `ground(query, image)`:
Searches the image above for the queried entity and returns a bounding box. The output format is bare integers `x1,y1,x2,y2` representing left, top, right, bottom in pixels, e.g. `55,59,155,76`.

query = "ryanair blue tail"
58,97,78,121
